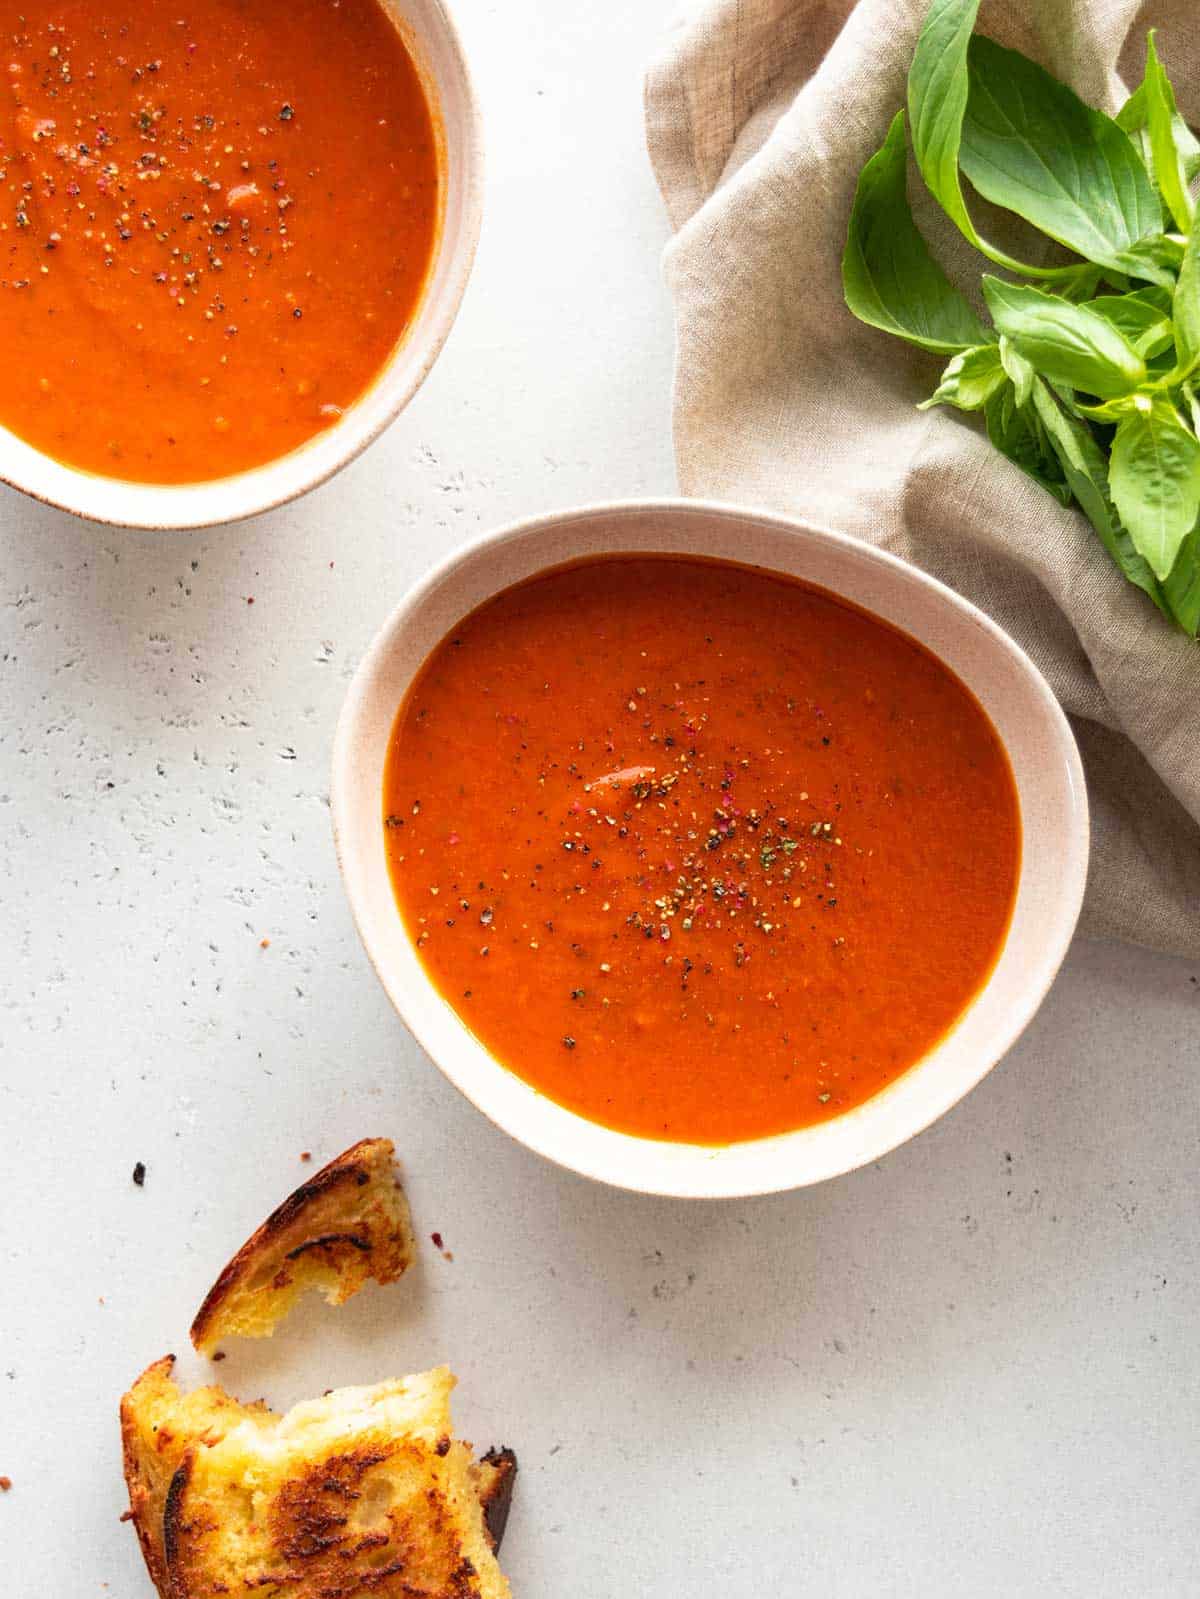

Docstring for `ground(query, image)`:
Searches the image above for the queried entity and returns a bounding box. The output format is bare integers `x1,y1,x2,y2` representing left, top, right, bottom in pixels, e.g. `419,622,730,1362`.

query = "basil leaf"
907,0,986,249
907,0,1082,279
984,384,1073,505
1117,72,1200,187
842,110,990,355
1115,86,1153,170
1110,397,1200,578
1141,31,1194,232
999,336,1036,407
1171,211,1200,377
982,277,1147,398
1086,289,1174,357
918,343,1006,411
958,36,1161,276
1107,233,1184,288
1163,522,1200,635
1076,394,1145,424
1031,380,1169,611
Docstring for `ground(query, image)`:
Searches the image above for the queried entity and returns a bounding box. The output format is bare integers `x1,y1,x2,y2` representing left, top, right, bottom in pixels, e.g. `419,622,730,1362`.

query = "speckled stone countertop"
2,3,1197,1593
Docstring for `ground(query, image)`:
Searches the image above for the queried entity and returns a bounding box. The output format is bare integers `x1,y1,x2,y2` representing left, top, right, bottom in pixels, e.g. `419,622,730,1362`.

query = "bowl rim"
332,497,1091,1198
0,0,483,532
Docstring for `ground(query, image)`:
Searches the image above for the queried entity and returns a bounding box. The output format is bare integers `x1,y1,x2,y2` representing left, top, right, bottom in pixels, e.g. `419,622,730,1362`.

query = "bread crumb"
299,1151,311,1162
259,937,270,949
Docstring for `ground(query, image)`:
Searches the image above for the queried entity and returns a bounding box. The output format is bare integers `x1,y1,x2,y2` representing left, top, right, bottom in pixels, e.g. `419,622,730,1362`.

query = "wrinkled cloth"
646,0,1200,953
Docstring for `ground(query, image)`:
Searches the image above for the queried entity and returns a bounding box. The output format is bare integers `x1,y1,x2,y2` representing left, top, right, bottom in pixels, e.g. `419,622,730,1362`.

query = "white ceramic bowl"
0,0,482,531
332,500,1089,1198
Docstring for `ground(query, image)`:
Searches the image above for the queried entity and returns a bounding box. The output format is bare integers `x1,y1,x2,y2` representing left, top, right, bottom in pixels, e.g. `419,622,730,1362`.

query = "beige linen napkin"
646,0,1200,954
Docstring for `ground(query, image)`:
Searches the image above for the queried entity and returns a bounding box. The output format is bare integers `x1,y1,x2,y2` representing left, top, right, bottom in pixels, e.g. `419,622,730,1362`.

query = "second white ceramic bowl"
0,0,482,530
333,500,1089,1198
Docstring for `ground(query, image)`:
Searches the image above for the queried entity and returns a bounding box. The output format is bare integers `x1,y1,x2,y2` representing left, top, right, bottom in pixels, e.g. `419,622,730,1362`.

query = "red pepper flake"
211,1350,226,1362
299,1150,312,1162
430,1231,444,1250
246,596,255,605
260,937,270,949
0,1477,11,1492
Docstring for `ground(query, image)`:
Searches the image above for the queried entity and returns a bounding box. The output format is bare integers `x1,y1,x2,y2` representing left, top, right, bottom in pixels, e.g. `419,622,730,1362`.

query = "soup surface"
0,0,439,482
384,556,1021,1145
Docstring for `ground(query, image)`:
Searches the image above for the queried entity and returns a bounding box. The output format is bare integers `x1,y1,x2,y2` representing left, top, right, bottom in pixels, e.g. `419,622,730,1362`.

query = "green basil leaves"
961,37,1161,280
843,1,1200,634
982,279,1147,397
918,343,1005,411
842,111,989,354
1110,398,1200,580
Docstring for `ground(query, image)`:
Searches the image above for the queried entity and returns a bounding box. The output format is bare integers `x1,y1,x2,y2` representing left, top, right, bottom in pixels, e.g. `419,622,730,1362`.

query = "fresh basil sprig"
843,0,1200,634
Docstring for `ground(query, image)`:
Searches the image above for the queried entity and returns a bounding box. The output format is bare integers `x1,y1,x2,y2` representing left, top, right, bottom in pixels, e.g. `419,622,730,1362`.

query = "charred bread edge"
120,1354,178,1597
478,1447,518,1552
161,1451,195,1599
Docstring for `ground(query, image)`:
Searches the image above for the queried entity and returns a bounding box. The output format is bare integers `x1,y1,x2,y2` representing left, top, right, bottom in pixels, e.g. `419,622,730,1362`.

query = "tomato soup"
383,557,1021,1145
0,0,439,482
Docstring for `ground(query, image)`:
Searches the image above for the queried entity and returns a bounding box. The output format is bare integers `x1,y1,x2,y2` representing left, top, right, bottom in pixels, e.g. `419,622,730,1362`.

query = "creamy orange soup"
383,557,1021,1145
0,0,440,481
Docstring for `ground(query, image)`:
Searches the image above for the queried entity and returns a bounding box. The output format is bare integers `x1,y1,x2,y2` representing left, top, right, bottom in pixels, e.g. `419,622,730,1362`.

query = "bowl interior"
0,0,481,530
333,502,1089,1198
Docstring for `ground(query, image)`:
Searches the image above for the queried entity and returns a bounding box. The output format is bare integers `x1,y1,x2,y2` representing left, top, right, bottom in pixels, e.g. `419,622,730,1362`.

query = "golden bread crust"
189,1138,415,1354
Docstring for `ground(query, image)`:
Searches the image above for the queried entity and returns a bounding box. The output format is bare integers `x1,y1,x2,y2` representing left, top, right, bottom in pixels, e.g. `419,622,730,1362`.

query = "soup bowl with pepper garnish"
0,0,480,528
333,501,1088,1197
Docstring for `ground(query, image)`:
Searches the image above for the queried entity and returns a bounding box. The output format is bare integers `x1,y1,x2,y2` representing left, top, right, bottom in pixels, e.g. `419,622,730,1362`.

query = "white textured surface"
1,2,1197,1594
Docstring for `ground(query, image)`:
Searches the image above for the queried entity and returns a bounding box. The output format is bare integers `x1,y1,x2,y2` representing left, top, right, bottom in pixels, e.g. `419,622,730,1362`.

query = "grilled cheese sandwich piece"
120,1356,271,1597
190,1138,415,1354
121,1361,515,1599
164,1368,510,1599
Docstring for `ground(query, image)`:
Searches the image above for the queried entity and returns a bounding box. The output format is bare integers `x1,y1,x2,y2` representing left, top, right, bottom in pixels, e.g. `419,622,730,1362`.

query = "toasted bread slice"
163,1368,511,1599
190,1138,415,1353
120,1356,270,1597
